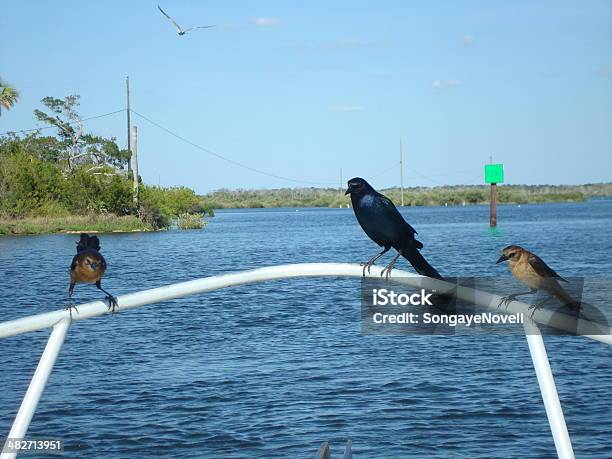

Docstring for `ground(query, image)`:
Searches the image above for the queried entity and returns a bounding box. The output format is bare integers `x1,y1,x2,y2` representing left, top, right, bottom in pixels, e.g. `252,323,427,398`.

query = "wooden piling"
490,182,497,227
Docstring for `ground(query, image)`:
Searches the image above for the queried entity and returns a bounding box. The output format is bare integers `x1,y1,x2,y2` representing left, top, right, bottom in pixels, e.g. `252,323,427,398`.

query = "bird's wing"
527,253,569,282
70,254,78,271
158,5,183,32
379,194,418,236
183,25,216,32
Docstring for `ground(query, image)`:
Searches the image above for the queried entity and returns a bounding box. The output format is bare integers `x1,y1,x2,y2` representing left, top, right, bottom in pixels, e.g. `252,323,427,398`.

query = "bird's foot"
65,302,79,320
528,302,544,318
380,265,394,280
498,295,516,309
380,258,400,280
360,261,375,277
106,295,119,314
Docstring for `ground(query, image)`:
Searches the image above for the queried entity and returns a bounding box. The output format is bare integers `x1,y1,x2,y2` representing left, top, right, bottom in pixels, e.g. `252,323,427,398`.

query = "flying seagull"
158,5,216,36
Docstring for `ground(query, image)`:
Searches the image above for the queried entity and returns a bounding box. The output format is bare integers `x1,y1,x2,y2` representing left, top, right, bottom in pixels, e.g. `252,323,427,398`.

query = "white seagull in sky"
158,5,216,36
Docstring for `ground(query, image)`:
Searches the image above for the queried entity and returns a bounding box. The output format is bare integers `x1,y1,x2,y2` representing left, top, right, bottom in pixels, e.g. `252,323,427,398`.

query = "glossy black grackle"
68,233,118,314
346,177,443,279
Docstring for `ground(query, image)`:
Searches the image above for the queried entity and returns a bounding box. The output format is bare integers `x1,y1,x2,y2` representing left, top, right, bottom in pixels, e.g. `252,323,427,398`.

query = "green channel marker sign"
485,164,504,184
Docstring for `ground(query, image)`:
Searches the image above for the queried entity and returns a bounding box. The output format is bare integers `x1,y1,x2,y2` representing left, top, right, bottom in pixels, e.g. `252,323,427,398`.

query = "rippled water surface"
1,200,611,458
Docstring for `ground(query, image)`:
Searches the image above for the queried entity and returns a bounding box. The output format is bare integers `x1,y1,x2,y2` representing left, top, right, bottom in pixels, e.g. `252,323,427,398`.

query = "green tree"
34,95,130,173
0,78,20,115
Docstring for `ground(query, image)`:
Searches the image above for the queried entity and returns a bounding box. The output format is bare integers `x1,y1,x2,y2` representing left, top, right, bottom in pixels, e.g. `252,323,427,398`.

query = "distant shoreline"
211,197,610,213
0,215,154,236
203,183,611,209
3,184,609,236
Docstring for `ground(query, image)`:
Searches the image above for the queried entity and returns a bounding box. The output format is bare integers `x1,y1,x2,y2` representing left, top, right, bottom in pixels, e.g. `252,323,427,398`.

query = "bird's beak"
90,262,98,270
344,187,352,195
496,254,508,264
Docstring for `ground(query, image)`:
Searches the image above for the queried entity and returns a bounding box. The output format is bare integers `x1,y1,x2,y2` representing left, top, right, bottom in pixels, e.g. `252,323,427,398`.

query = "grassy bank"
1,118,211,235
0,214,153,235
203,183,610,209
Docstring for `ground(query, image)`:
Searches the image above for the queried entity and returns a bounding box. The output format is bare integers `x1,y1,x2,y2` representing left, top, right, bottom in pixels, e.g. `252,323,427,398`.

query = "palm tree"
0,78,20,116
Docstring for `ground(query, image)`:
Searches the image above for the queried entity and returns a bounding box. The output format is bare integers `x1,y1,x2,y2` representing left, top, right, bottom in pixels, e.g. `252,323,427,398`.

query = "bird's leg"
65,282,78,319
499,289,537,309
381,252,402,280
528,295,553,318
361,247,390,276
96,281,118,313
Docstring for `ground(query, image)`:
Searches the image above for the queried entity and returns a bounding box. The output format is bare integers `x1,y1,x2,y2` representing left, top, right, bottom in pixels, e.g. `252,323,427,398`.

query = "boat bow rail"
1,263,610,458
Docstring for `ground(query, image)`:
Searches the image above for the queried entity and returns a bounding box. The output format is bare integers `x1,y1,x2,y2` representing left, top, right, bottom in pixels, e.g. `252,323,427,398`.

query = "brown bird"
68,234,118,314
496,245,580,312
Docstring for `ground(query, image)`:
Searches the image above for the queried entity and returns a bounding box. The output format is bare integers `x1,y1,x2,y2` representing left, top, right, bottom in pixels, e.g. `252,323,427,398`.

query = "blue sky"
1,1,610,192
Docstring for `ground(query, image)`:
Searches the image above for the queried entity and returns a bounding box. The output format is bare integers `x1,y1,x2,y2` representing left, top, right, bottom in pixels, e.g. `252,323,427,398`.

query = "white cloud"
432,79,464,89
329,105,364,112
250,17,281,26
463,35,475,46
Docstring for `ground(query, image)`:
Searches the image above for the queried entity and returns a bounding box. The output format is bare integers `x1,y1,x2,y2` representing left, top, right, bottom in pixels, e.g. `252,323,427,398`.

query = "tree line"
0,92,210,230
203,183,610,209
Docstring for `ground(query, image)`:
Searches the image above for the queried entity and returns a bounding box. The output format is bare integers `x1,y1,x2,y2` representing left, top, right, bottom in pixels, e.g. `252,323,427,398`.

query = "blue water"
0,201,611,458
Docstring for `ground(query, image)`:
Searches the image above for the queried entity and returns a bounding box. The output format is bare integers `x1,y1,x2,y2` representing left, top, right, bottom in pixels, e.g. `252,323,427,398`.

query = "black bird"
346,177,443,279
68,234,118,314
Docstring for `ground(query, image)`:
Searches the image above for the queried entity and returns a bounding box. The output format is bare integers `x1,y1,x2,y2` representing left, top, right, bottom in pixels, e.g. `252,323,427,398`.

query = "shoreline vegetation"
0,214,151,236
203,183,612,209
2,94,610,235
0,94,211,236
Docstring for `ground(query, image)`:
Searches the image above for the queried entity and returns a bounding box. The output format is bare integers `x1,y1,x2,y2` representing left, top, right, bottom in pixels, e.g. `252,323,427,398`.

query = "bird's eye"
509,253,516,258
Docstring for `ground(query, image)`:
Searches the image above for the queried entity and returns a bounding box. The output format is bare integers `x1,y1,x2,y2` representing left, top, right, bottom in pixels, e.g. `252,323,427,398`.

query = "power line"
2,104,483,187
0,109,126,137
369,162,400,179
365,158,482,184
404,165,484,185
130,109,338,186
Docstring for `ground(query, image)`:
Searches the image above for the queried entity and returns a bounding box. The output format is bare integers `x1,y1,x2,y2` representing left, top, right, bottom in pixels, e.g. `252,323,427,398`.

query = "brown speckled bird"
496,245,580,311
68,234,118,314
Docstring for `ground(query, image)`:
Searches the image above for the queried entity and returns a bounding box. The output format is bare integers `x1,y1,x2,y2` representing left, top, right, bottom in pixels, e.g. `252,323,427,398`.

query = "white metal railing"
1,263,610,458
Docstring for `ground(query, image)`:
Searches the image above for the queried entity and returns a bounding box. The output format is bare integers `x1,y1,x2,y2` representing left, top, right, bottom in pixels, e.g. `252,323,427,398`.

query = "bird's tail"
400,241,443,280
552,281,581,309
77,233,101,252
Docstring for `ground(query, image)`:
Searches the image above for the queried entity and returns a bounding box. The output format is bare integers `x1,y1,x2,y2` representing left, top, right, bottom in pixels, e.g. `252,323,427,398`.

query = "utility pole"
126,76,132,173
131,125,139,207
399,139,405,206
